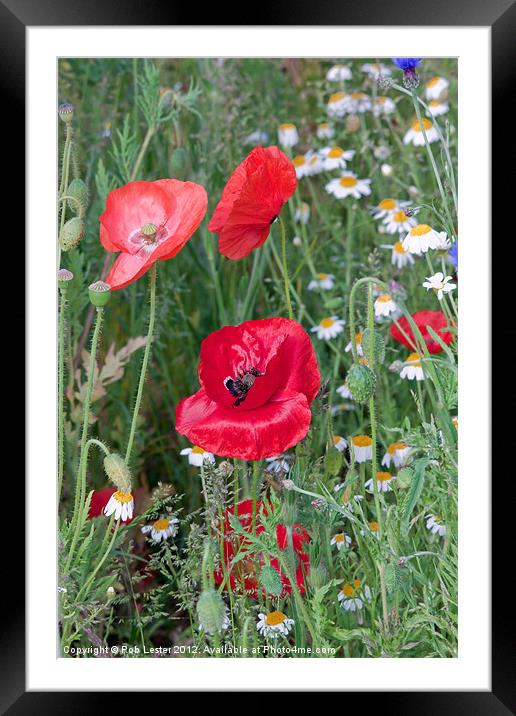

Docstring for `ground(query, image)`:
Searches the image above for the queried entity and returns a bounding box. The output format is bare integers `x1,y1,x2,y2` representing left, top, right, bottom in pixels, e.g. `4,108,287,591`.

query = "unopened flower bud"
376,75,394,91
89,280,111,307
57,268,74,290
196,589,227,635
67,178,89,214
59,217,84,251
347,364,376,403
259,565,283,597
282,479,295,491
217,460,234,478
58,102,74,122
381,163,393,177
346,114,361,133
103,453,131,493
292,236,302,247
106,586,116,598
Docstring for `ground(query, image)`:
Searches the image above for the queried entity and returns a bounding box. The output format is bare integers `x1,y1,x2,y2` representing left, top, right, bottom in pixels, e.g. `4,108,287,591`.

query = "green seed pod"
196,589,227,635
361,328,386,365
59,217,84,251
308,561,329,590
385,563,402,593
396,466,414,490
67,178,89,214
103,453,131,493
170,147,189,179
89,280,111,307
58,102,74,122
325,447,343,476
347,364,376,403
259,565,283,596
57,268,74,291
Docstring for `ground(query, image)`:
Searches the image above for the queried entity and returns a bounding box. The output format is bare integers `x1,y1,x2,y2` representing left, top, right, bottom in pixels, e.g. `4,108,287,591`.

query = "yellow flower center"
429,100,442,107
316,273,329,280
406,352,421,365
334,533,345,542
265,610,287,626
393,241,406,254
280,123,296,130
393,210,408,222
319,122,329,129
328,147,344,158
351,91,365,99
329,91,346,103
353,578,362,589
378,198,396,210
377,293,392,303
432,515,443,523
191,446,206,454
376,96,387,104
376,471,393,482
411,117,433,132
355,332,362,344
387,441,407,454
293,155,306,167
410,223,432,236
332,435,344,445
153,518,170,531
370,521,379,532
342,583,355,597
320,318,335,328
427,76,441,87
352,435,372,447
339,176,357,188
114,491,133,504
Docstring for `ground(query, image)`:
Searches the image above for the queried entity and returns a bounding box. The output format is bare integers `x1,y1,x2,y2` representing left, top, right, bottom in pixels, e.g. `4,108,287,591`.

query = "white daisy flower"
326,172,371,200
306,152,325,176
402,224,447,255
326,91,349,117
360,520,380,539
425,76,449,101
256,611,295,639
422,272,456,300
104,490,134,522
381,163,393,177
308,272,335,291
390,240,415,269
335,491,364,513
383,210,417,235
350,435,373,463
338,579,372,615
292,153,311,179
426,513,446,537
382,441,411,468
243,130,269,145
336,382,353,399
294,202,310,224
316,122,335,139
180,445,216,467
326,64,352,81
400,352,425,381
361,62,392,77
345,331,364,356
347,91,372,113
320,146,355,171
373,96,396,116
374,293,397,318
331,434,348,452
330,532,352,551
278,123,299,148
371,198,411,220
427,99,449,117
434,233,452,251
365,471,396,493
265,455,291,474
141,516,179,543
403,117,439,146
311,316,346,340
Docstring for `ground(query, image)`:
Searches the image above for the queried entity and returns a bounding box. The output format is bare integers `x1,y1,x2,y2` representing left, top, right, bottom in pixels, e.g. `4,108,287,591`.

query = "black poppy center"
224,367,264,407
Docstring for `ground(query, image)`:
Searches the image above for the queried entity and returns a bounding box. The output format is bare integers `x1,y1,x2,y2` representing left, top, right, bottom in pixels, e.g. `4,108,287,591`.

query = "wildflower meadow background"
58,57,458,658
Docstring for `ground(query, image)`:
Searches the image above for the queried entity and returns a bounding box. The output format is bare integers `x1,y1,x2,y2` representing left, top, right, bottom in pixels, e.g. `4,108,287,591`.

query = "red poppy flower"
390,309,453,354
208,146,297,260
100,179,207,290
213,499,310,598
175,317,320,460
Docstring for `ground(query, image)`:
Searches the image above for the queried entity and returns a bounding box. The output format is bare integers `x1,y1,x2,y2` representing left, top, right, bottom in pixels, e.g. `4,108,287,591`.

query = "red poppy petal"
390,310,453,354
100,224,118,252
218,222,271,260
106,252,155,291
99,181,176,254
175,388,312,460
207,159,250,233
152,179,208,261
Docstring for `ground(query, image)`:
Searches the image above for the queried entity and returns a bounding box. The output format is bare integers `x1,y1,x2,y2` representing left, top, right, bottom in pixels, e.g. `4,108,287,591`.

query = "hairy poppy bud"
59,217,84,251
347,364,376,403
58,102,74,122
103,453,131,493
346,114,360,132
396,466,413,490
57,268,74,291
385,563,402,593
89,280,111,307
308,561,329,590
170,147,189,179
67,178,89,214
196,589,227,635
325,447,343,476
361,328,386,365
259,565,283,597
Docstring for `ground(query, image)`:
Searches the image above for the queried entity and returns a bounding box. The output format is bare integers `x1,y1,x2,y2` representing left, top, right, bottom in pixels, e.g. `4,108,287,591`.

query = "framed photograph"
8,0,505,707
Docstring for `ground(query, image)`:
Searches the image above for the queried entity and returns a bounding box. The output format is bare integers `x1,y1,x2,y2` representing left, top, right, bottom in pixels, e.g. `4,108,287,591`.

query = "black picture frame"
7,0,507,709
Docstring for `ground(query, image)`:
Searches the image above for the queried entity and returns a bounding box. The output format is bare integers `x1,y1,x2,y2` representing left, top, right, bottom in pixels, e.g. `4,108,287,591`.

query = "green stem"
125,263,157,464
58,286,68,504
251,460,261,535
278,215,293,320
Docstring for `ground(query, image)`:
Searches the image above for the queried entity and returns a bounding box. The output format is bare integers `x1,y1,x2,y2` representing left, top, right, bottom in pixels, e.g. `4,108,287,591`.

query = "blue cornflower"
448,240,458,270
393,58,423,71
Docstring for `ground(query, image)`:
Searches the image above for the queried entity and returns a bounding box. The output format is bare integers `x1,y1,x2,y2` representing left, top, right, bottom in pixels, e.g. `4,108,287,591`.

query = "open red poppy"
175,317,320,460
389,309,453,354
208,146,297,260
100,179,207,290
213,499,310,598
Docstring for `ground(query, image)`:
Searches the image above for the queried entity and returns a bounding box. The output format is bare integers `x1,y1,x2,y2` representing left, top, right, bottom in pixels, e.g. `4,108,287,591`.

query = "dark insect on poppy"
224,367,264,407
